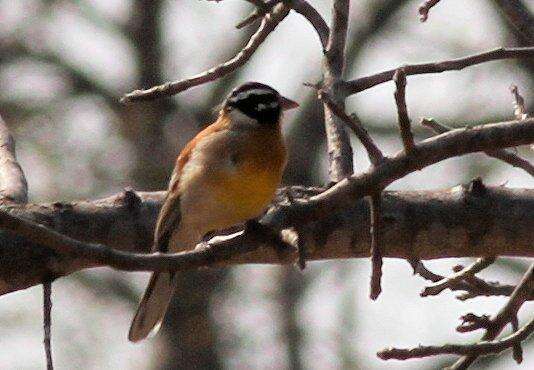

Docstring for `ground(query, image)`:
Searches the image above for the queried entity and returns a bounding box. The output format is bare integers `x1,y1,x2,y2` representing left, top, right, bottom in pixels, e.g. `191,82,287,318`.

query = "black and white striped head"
224,82,298,126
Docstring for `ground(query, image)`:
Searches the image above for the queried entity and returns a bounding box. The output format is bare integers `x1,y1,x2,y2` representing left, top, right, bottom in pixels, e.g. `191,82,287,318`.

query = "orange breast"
210,131,286,222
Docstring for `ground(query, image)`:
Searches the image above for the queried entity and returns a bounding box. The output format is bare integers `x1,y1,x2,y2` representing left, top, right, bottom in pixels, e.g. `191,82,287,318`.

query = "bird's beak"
280,96,299,110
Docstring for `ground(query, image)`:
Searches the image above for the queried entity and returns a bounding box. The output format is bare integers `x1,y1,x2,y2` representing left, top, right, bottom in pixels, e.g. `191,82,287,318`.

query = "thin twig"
450,263,534,369
291,0,329,50
418,0,442,22
236,0,280,29
510,85,529,120
378,317,534,360
421,257,495,297
120,3,290,103
393,69,416,153
343,47,534,96
422,118,534,177
413,260,532,301
43,281,53,370
317,90,384,166
369,193,383,300
457,313,492,333
511,315,523,363
219,0,329,48
0,114,28,203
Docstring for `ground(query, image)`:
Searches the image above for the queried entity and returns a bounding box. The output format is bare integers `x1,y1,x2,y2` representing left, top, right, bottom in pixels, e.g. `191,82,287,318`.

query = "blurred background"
0,0,533,369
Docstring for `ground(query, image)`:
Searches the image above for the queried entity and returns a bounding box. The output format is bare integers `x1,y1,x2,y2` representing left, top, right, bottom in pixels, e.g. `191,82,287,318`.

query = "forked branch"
380,264,534,366
317,90,384,166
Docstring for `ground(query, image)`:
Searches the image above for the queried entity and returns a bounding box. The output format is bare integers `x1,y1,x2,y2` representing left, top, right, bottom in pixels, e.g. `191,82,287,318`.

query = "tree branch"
413,259,529,301
271,118,534,229
120,3,290,103
378,317,534,360
235,0,280,29
421,257,496,297
290,0,329,50
317,90,384,166
422,118,534,177
1,183,533,296
322,0,354,181
450,263,534,369
342,47,534,96
0,119,533,296
43,281,53,370
214,0,329,49
418,0,442,22
379,264,534,366
393,68,416,153
0,114,28,204
369,193,383,300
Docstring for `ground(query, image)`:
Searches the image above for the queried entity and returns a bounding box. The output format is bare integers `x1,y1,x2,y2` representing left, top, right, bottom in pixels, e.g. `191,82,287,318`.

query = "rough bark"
0,184,532,296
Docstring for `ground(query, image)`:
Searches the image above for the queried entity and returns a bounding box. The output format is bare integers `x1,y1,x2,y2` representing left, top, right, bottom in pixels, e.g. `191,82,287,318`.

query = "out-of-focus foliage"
0,0,532,369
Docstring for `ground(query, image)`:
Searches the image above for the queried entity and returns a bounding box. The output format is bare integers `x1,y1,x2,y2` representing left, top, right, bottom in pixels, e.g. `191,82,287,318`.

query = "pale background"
0,0,533,369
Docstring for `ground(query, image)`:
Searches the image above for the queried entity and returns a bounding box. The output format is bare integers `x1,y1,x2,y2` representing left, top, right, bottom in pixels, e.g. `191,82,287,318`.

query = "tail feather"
128,272,176,342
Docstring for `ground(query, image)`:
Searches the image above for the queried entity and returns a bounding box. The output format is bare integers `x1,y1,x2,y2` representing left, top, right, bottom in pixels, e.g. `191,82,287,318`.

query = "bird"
128,82,298,342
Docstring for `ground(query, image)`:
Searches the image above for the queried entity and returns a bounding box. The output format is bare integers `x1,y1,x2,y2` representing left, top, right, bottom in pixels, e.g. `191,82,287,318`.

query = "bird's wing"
152,114,231,253
153,187,181,253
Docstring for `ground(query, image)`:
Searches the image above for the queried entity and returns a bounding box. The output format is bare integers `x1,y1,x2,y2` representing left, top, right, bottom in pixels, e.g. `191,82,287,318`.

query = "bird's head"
222,82,298,127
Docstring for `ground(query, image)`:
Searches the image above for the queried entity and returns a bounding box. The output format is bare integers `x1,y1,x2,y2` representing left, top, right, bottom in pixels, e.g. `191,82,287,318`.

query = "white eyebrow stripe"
256,102,279,110
235,89,275,101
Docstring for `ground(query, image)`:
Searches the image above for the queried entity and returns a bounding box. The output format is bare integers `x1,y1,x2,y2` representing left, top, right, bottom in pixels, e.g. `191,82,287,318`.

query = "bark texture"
1,184,532,296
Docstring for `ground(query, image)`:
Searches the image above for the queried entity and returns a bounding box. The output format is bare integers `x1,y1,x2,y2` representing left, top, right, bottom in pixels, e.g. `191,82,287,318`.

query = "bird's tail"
128,272,176,342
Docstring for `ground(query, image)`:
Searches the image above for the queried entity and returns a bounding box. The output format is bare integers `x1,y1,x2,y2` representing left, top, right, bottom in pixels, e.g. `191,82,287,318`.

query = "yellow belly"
212,164,282,223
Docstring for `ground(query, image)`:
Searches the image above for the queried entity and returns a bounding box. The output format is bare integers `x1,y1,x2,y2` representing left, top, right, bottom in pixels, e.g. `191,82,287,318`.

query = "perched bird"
129,82,298,342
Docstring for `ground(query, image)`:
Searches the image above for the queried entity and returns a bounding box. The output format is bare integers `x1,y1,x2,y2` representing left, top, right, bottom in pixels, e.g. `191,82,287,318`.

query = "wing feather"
152,114,231,253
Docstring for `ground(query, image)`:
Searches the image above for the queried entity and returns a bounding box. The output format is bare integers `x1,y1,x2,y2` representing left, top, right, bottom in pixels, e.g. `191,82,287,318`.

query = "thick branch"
120,3,290,102
272,118,534,228
0,183,532,295
0,118,532,296
342,47,534,96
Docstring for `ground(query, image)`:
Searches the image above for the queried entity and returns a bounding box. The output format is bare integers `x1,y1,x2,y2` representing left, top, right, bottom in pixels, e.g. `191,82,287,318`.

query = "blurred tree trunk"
490,1,534,108
124,0,176,190
279,267,307,370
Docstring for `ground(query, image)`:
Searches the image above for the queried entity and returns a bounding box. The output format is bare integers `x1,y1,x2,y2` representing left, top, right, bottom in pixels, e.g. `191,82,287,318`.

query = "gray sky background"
0,0,532,369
